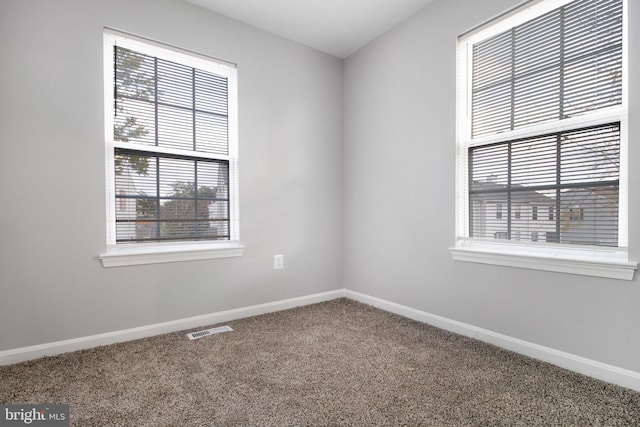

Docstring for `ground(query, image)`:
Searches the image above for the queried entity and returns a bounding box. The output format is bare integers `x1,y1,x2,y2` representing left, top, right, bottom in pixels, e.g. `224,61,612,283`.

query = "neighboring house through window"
452,0,637,279
100,30,242,267
569,207,584,221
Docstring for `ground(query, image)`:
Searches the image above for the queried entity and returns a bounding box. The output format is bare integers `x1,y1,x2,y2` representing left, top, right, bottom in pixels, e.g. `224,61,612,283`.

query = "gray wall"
0,0,344,350
344,0,640,373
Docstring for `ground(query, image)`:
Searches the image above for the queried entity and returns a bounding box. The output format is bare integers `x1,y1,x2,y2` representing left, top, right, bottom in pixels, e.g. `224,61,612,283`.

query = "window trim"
100,240,244,267
450,240,637,281
452,0,637,280
100,29,242,267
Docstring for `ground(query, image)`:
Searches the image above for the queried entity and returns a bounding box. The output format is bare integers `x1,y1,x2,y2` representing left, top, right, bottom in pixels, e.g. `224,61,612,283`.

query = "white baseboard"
2,288,639,393
344,290,640,392
0,289,346,366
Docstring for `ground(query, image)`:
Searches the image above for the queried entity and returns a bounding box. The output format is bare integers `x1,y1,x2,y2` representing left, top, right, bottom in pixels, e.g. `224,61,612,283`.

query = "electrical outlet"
274,254,284,270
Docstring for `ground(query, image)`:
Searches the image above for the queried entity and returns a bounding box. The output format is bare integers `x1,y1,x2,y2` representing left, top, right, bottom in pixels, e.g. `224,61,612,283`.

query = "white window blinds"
462,0,624,249
105,31,239,245
471,0,623,138
469,123,620,246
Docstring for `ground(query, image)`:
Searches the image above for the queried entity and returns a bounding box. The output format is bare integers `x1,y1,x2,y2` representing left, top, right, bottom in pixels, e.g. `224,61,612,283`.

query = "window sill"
449,241,637,281
100,241,244,267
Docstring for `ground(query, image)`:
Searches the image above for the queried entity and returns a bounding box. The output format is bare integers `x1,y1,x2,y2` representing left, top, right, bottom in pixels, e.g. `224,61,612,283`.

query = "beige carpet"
1,298,639,426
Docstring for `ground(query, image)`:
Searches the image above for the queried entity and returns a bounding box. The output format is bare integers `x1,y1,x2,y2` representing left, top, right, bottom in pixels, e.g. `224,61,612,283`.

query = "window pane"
511,6,562,132
157,58,193,109
469,124,619,247
157,105,194,151
114,98,156,145
560,185,618,246
113,149,230,243
472,82,512,137
471,0,622,138
159,157,195,197
511,135,557,187
470,143,509,188
113,46,231,155
195,112,228,155
513,9,560,76
513,67,560,129
563,0,623,61
195,71,228,115
473,30,512,89
114,151,158,196
561,124,619,184
563,50,622,117
114,47,155,102
114,47,156,146
472,30,512,138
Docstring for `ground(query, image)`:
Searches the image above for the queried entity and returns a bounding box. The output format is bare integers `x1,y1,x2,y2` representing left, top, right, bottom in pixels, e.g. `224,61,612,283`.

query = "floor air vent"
187,325,233,340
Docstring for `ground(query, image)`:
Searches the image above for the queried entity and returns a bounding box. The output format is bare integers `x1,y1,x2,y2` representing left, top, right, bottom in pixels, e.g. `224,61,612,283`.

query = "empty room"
1,0,639,425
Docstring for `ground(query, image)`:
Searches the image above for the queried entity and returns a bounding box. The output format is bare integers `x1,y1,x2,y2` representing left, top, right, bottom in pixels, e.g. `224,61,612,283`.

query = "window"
569,207,584,220
496,203,503,219
100,30,242,267
452,0,637,280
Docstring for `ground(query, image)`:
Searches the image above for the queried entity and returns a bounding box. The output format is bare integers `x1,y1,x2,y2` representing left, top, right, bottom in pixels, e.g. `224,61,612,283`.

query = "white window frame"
450,0,637,280
100,29,243,267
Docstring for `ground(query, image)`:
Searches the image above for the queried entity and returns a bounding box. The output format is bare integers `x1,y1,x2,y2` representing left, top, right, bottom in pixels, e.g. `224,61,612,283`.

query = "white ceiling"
183,0,436,58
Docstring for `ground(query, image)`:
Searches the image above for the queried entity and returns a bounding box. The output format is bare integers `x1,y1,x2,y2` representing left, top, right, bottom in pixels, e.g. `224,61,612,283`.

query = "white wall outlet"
274,254,284,270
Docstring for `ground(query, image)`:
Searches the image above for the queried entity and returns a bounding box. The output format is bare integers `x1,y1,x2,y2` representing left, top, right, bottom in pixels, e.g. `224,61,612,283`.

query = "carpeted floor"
1,298,639,426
